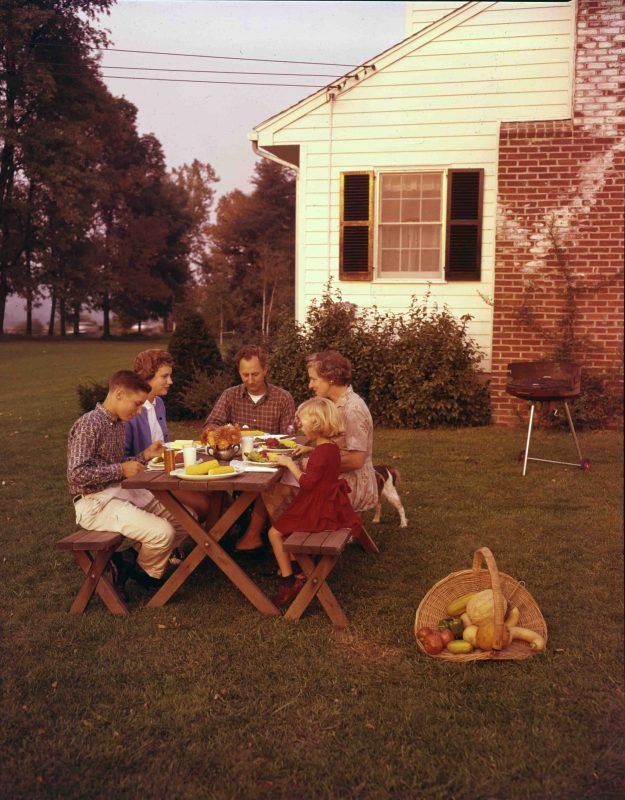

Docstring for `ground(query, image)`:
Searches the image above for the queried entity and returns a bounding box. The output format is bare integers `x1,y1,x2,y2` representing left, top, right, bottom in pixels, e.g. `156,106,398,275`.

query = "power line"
97,65,340,77
100,74,323,87
21,41,358,68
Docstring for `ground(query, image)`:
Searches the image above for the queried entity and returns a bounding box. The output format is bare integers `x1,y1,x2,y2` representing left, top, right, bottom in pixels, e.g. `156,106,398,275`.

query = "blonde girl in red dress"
268,396,362,607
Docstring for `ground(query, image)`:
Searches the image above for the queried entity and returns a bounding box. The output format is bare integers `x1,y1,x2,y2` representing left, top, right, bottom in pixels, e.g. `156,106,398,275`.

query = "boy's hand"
143,440,164,460
122,460,145,478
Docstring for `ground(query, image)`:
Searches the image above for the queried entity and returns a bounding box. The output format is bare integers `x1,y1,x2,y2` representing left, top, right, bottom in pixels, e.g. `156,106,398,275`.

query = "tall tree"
0,0,114,333
205,159,295,340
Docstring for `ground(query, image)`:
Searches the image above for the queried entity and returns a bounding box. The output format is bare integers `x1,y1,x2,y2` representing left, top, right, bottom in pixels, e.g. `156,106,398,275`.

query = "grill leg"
522,403,535,477
563,401,584,465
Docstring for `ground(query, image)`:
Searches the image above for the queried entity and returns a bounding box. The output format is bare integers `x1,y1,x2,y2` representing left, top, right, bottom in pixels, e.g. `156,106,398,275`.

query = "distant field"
1,339,623,800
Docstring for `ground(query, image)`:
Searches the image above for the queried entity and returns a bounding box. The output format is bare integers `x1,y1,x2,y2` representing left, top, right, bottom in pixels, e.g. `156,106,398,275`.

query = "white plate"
232,459,279,473
170,467,241,481
260,447,296,455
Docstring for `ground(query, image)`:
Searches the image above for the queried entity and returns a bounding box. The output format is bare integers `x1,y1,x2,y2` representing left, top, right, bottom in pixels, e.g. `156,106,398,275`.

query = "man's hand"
122,460,145,478
143,440,164,460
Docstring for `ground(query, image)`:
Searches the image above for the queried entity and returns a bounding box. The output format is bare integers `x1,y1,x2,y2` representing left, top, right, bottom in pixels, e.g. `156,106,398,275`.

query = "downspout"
250,137,299,175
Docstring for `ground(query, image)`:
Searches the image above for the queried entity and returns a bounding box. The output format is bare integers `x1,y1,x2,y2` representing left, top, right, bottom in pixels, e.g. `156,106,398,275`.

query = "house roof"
250,1,494,140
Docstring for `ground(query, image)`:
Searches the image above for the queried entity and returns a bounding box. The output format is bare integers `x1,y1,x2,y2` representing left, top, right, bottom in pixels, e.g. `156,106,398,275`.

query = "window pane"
380,248,400,272
401,225,420,251
381,198,400,222
421,198,440,221
421,173,440,195
381,174,401,197
420,249,440,270
421,225,440,247
402,173,421,197
402,198,421,222
380,225,400,248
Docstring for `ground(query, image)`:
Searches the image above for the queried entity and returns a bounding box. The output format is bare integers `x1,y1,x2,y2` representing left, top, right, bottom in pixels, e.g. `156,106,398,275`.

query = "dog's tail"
388,466,400,486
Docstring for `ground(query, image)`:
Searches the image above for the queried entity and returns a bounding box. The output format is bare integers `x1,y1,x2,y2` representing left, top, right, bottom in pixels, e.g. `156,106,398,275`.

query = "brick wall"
490,0,624,425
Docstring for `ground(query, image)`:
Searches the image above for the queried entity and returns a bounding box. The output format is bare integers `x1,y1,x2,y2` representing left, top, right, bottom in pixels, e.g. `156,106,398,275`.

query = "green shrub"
77,377,108,413
268,286,490,428
181,368,237,420
167,312,225,419
545,370,624,431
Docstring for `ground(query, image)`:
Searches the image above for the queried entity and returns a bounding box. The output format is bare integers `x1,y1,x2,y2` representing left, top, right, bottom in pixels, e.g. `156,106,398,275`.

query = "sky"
98,0,407,195
7,0,407,326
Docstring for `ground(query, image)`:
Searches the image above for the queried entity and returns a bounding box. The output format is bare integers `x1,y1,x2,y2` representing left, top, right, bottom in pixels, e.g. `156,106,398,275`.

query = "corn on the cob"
185,459,219,475
208,466,236,476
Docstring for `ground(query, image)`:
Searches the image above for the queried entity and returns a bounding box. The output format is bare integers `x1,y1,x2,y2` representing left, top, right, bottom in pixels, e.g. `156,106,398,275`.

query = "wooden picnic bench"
56,529,129,615
282,528,352,628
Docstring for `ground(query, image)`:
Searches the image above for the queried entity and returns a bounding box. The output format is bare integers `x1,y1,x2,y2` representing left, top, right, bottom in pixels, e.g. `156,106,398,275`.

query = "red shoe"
273,578,305,607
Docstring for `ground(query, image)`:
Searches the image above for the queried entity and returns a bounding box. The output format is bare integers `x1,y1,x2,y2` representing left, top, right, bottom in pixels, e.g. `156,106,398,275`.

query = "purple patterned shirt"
205,383,296,434
67,403,143,496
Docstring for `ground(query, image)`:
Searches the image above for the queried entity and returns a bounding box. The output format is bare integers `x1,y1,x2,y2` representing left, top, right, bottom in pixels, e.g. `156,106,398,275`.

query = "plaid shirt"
204,383,296,434
67,403,144,496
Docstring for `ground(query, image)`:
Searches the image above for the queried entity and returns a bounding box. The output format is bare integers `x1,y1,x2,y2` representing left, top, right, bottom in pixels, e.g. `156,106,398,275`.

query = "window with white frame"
338,168,483,282
378,172,443,279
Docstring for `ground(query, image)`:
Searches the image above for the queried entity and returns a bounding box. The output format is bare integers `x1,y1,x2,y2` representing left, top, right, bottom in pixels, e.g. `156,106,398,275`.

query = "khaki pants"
75,495,187,578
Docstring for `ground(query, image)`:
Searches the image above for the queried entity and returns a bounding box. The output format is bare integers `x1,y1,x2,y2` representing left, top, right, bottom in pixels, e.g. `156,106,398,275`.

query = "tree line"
1,0,295,339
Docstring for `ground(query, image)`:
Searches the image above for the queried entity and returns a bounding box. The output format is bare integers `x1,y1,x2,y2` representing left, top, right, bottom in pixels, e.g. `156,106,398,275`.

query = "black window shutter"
445,169,483,281
340,172,373,281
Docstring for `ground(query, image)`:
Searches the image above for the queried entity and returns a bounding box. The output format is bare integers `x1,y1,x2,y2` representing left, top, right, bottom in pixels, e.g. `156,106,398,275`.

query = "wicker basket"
415,547,548,662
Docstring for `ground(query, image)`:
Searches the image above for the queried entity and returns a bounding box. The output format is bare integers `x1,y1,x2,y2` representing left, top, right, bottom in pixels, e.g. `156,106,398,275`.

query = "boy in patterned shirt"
67,370,187,595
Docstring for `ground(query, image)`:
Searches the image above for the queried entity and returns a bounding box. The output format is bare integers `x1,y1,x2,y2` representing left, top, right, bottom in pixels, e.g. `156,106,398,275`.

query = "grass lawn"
1,339,623,800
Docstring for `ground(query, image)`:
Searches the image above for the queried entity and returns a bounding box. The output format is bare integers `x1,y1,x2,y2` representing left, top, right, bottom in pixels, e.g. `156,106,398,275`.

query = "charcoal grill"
506,361,589,476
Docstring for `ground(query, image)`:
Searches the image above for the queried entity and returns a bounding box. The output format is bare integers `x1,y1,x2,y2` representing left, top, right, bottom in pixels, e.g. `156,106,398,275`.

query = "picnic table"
121,467,282,615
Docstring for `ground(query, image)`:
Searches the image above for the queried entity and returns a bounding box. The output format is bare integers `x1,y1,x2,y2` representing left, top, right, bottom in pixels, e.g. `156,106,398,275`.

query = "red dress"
273,442,362,537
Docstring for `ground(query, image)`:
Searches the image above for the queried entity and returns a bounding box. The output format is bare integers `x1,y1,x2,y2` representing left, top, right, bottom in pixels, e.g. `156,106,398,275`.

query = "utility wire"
82,64,341,77
20,41,358,68
99,74,324,87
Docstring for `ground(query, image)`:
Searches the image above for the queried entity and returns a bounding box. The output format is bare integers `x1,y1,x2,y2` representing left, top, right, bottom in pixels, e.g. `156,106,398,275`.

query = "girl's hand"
274,454,294,467
293,444,313,457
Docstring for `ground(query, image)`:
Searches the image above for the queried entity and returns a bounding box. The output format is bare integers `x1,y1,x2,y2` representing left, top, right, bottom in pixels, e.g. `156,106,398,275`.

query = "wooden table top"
121,465,282,493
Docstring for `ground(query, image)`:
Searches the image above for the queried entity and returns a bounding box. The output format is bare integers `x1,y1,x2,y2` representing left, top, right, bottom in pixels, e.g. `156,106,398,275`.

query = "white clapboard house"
248,1,576,370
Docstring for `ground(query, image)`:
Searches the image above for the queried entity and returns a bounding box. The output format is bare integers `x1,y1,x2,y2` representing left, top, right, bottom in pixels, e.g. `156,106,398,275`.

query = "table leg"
149,490,279,616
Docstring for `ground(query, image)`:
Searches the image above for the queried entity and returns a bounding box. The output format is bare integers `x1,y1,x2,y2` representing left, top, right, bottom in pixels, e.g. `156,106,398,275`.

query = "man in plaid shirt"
200,345,295,436
67,370,187,594
200,345,296,555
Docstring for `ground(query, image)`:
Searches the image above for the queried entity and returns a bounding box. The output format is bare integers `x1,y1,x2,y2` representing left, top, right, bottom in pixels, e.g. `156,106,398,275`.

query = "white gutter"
249,135,299,174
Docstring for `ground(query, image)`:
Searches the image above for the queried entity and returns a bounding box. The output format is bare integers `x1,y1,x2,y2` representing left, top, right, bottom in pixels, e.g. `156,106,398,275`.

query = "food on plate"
241,429,266,437
446,640,474,655
149,455,164,466
264,437,297,450
245,450,277,464
208,465,236,476
185,459,219,475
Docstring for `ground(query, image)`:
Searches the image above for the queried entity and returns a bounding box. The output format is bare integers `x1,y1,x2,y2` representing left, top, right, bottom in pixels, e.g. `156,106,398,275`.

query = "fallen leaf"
51,680,58,689
157,624,167,629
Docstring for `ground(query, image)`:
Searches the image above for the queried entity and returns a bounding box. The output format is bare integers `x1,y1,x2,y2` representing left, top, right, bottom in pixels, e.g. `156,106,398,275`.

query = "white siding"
255,1,576,370
405,2,466,38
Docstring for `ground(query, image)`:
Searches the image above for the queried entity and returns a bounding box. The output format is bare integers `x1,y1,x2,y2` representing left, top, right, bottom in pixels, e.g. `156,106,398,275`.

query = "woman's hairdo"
297,396,343,438
306,350,352,386
133,349,174,381
109,370,152,394
235,344,268,369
